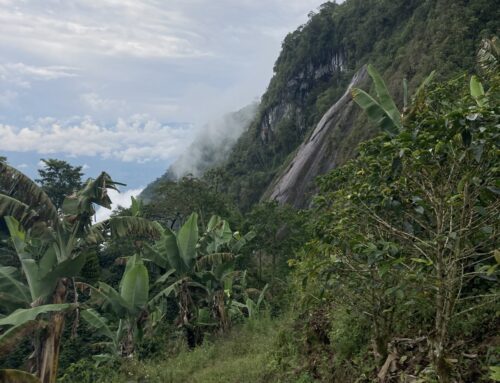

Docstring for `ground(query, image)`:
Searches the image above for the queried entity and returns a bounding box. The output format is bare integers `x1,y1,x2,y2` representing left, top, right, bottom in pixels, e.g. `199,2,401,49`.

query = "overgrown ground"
86,318,279,383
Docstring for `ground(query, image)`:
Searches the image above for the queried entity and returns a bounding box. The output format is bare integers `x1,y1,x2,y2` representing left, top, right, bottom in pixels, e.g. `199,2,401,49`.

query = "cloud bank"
0,116,192,163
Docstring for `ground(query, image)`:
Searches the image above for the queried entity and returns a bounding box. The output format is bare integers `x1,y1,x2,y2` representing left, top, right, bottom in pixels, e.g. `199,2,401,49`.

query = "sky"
0,0,328,218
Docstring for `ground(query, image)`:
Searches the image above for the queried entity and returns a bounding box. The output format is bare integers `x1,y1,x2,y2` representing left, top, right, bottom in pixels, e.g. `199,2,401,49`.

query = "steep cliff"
266,66,368,207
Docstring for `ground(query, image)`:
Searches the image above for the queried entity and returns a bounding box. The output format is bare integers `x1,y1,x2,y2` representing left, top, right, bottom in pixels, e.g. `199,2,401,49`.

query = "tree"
36,159,83,209
146,213,255,346
81,254,151,361
303,67,499,382
0,163,162,383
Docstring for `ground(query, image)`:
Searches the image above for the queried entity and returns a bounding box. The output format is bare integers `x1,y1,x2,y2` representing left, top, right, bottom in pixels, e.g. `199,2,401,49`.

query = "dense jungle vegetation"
0,1,499,383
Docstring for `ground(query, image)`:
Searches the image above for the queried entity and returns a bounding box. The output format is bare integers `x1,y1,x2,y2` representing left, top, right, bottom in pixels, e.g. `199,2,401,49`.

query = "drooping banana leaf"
0,304,71,327
81,309,116,342
0,266,31,307
0,195,38,229
85,216,162,244
352,88,400,137
0,162,58,226
84,282,128,318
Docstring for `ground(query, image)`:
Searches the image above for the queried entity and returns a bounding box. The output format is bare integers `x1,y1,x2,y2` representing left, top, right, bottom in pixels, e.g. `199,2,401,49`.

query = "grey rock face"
266,66,368,208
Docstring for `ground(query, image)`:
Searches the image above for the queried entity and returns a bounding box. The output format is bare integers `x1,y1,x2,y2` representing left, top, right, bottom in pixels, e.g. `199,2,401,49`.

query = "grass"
99,317,279,383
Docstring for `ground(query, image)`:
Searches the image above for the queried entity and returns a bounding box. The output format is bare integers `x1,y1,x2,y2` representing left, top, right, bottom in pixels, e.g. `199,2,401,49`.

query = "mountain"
143,0,499,210
216,0,499,210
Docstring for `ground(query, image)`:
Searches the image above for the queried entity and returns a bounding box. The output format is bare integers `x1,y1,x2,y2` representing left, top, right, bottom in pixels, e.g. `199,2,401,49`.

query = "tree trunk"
432,259,452,383
38,279,68,383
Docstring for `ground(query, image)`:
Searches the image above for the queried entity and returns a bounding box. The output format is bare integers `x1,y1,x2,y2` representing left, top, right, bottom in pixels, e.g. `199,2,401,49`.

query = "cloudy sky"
0,0,327,216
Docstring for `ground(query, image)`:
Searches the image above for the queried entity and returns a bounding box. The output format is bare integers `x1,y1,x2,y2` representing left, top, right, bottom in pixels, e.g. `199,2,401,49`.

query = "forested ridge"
0,0,499,382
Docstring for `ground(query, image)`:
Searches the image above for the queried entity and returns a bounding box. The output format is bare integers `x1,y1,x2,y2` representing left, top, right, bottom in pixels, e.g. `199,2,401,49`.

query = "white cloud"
0,1,208,60
0,62,78,88
0,115,193,163
94,188,143,222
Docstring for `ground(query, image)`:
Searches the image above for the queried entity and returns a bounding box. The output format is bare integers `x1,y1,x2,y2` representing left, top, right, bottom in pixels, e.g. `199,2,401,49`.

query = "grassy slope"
101,318,278,383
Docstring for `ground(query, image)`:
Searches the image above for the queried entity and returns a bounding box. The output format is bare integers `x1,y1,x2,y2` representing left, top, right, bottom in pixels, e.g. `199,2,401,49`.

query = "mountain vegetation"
0,1,499,382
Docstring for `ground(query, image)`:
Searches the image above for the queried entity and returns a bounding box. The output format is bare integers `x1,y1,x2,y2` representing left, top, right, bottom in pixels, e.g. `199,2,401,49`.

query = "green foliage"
36,158,83,209
287,68,500,381
214,0,499,210
143,176,240,229
78,317,279,383
58,358,115,383
352,64,402,136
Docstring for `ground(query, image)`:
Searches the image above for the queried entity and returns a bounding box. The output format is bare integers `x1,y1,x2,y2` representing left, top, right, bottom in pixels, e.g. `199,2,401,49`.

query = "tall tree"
36,159,83,209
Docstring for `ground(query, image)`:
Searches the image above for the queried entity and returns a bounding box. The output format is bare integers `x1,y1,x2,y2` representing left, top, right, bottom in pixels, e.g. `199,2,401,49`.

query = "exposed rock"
266,66,368,208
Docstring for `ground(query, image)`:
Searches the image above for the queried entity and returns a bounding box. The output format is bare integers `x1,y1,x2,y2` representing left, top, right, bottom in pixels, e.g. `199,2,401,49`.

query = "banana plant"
351,64,402,136
147,213,255,339
80,254,150,360
0,163,161,383
352,64,435,136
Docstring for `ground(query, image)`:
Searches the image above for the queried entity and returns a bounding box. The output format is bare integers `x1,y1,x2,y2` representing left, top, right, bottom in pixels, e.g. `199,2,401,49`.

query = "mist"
169,101,259,178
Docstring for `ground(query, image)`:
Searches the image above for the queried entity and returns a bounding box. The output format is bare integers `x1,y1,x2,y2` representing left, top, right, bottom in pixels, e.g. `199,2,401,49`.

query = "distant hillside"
141,102,258,201
214,0,499,210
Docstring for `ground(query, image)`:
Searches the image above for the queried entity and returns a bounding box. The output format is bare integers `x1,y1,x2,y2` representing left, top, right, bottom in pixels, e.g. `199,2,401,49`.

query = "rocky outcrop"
266,66,368,208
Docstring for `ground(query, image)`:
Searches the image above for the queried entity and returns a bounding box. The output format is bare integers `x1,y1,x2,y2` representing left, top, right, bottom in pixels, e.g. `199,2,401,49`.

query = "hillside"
0,1,498,383
208,0,499,210
141,102,258,201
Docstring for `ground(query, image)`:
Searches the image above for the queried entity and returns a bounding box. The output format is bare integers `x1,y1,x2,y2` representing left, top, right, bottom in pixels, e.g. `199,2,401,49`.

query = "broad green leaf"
41,252,87,287
470,75,486,106
150,278,186,305
155,269,176,285
0,196,37,228
120,256,149,311
4,217,28,259
367,64,401,129
81,309,115,342
177,213,199,270
352,88,399,136
0,267,30,306
143,243,169,269
162,228,186,273
85,282,128,318
0,304,71,326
